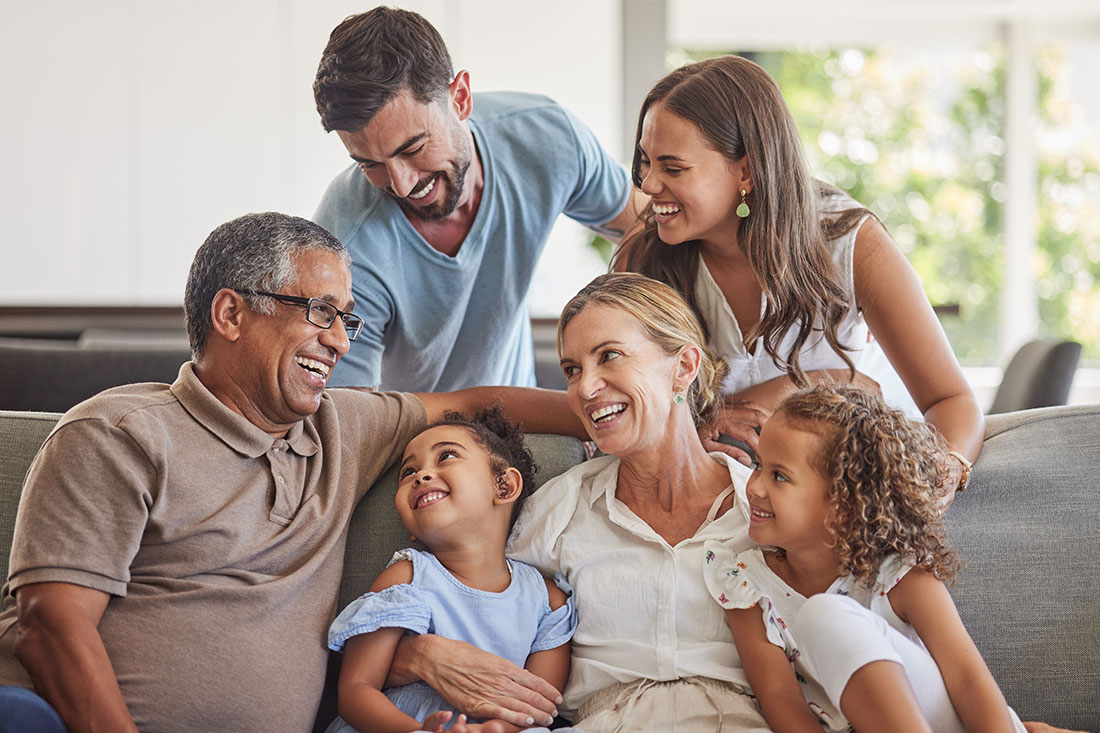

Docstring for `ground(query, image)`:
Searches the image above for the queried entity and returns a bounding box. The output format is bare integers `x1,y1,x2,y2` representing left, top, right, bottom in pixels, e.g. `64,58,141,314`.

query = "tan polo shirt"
0,362,425,732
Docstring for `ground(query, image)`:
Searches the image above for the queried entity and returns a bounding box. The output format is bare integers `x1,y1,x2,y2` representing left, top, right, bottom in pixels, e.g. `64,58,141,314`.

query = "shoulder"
370,558,415,592
543,575,569,611
472,91,566,124
314,163,387,243
471,91,587,149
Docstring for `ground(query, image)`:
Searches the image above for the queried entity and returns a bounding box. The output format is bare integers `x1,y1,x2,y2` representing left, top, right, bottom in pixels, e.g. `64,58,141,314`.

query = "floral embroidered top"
702,543,917,730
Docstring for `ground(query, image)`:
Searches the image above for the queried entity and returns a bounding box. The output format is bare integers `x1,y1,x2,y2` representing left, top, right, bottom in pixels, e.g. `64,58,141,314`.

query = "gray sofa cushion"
946,404,1099,730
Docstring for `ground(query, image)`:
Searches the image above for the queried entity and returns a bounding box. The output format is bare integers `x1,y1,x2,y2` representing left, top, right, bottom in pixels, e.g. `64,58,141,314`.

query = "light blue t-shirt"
326,548,577,732
315,92,631,392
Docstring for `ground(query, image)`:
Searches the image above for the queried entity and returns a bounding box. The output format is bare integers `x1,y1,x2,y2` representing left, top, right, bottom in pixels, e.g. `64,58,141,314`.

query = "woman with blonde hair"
505,272,768,731
616,55,982,507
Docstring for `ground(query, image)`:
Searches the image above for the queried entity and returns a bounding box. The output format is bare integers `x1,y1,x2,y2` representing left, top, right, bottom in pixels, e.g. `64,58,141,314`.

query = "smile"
652,203,681,216
589,403,626,424
295,356,331,378
408,175,437,200
750,505,775,520
413,488,449,509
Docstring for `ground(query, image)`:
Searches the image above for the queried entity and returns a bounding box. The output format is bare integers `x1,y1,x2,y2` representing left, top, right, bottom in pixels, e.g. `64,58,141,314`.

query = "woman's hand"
699,399,771,464
393,635,560,729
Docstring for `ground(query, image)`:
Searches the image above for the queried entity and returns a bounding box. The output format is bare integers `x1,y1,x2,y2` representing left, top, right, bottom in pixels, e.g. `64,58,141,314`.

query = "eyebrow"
559,340,626,365
399,440,465,470
349,133,427,166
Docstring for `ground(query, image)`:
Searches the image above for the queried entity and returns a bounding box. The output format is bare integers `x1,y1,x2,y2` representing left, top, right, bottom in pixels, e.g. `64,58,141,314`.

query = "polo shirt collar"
170,362,320,458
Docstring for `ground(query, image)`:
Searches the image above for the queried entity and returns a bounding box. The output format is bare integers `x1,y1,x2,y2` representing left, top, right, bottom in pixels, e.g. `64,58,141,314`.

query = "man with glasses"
0,212,576,732
313,7,643,393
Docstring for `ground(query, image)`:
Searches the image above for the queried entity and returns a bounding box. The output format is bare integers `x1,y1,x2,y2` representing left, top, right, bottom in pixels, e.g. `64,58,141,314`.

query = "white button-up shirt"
507,453,754,714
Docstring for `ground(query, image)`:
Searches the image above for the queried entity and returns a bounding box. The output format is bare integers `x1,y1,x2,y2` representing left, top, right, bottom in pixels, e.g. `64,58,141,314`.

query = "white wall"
0,0,622,313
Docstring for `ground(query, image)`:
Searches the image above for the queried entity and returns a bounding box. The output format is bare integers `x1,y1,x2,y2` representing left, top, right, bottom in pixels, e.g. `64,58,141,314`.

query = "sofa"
0,404,1097,731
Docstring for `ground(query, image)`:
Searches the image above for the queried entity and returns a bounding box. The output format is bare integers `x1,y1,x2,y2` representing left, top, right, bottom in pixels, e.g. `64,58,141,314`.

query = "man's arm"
588,187,647,244
14,582,137,733
415,387,586,439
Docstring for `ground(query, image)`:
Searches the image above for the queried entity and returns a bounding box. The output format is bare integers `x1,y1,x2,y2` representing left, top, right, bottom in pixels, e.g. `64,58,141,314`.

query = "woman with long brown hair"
616,55,982,506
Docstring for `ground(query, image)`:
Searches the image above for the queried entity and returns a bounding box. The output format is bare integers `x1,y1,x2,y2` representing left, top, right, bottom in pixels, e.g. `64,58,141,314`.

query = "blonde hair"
778,386,960,586
558,273,729,427
614,55,873,385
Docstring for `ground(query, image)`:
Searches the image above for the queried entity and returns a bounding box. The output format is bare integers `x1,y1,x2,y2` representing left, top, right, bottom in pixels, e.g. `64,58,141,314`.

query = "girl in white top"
615,55,982,506
704,385,1025,732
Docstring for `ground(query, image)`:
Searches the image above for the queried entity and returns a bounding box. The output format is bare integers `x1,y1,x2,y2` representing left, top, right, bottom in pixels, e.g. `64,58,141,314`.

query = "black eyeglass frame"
236,289,364,341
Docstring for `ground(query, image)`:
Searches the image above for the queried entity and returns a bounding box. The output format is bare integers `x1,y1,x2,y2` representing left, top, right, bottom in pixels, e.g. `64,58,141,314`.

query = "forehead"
639,102,711,153
404,424,477,457
285,249,352,304
336,87,448,159
759,413,828,462
561,303,651,350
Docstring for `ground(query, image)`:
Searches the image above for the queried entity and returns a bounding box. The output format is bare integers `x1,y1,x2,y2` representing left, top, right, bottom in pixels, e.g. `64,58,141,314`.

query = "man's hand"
394,635,560,729
699,400,770,465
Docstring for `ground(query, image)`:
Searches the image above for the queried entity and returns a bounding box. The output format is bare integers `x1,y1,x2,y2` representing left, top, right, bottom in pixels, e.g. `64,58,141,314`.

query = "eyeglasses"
236,290,364,341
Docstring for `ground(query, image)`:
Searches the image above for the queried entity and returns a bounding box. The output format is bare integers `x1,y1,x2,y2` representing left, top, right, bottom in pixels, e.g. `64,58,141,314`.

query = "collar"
170,362,320,459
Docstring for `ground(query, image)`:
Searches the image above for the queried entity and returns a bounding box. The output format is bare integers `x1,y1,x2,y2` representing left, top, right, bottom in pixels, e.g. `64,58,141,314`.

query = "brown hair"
558,273,729,427
778,386,960,586
313,7,454,132
613,55,873,386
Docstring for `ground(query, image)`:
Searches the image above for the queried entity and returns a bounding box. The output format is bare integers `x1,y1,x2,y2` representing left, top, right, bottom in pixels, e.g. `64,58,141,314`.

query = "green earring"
736,189,750,218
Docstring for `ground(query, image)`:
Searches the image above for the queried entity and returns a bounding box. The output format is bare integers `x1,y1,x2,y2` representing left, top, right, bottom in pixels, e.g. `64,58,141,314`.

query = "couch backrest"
0,411,61,576
944,404,1099,731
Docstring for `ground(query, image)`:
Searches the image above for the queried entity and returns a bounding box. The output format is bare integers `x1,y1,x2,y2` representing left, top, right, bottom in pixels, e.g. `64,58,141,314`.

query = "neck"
770,545,842,598
617,417,728,512
430,536,512,593
193,359,292,439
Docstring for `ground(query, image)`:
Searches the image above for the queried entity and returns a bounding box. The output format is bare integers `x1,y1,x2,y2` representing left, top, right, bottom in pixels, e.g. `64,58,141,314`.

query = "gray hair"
184,212,349,357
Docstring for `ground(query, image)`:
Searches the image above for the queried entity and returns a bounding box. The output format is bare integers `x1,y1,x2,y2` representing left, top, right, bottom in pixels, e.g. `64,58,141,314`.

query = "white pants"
793,594,1025,732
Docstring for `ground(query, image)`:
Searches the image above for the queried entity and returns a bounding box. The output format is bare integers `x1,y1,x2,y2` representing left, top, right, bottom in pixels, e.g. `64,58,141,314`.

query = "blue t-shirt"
314,92,631,392
326,548,577,731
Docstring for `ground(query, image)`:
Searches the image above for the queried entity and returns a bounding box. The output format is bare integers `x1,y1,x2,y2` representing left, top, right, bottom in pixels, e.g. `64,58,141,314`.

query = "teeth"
752,507,774,519
653,203,682,215
590,404,626,423
408,176,436,200
416,490,448,508
295,356,330,377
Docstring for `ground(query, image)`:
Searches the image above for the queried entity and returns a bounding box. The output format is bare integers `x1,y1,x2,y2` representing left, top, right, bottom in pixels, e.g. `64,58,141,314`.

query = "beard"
390,123,473,222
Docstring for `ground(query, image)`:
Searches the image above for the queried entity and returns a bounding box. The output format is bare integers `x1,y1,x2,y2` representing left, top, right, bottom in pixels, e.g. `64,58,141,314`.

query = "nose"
414,468,434,485
385,159,419,198
319,320,351,357
639,168,661,196
575,368,605,401
745,470,764,500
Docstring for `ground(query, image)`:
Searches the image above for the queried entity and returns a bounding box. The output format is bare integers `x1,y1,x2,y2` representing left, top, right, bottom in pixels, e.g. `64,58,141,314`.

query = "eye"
402,145,425,157
773,471,788,483
600,349,621,363
399,465,416,479
357,161,379,171
664,165,684,175
438,449,458,462
561,364,580,379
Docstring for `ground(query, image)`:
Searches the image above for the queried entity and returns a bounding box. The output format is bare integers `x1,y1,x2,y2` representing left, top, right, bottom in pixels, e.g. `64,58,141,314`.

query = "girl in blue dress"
326,407,576,733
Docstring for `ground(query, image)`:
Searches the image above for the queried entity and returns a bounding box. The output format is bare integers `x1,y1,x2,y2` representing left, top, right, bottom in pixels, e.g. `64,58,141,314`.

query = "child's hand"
421,710,454,732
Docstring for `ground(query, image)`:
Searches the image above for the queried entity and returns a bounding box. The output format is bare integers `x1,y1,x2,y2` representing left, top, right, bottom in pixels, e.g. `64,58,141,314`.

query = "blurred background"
1,0,1097,405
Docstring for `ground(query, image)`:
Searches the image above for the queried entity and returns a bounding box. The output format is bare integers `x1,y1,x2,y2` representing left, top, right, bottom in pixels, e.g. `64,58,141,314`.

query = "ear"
449,70,473,122
732,156,753,194
674,343,702,389
209,288,248,344
492,467,523,506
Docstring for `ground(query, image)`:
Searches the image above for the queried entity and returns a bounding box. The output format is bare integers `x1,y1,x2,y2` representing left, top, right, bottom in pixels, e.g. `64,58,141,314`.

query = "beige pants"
573,676,771,732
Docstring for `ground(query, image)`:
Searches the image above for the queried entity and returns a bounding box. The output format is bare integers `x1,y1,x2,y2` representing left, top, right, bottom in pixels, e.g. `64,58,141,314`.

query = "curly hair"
428,405,539,532
778,386,960,586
